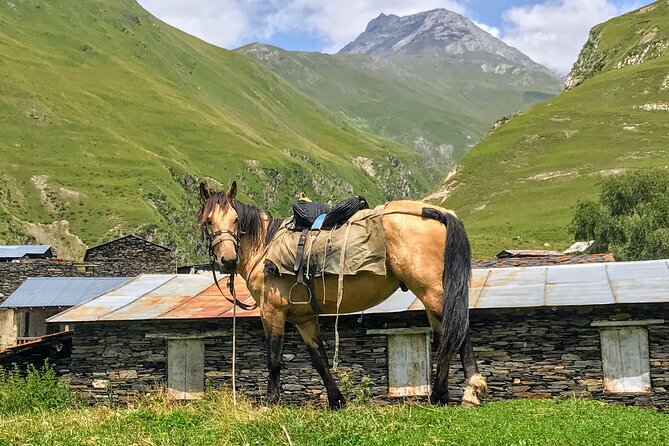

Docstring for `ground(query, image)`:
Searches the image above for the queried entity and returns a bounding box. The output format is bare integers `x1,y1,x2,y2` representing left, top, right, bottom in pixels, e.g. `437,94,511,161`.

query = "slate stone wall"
65,304,669,409
84,236,174,276
0,237,174,304
0,259,95,303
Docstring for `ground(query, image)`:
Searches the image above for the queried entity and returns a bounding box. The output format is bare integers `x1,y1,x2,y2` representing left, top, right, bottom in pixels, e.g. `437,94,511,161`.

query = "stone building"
48,259,669,410
0,236,174,349
0,277,129,348
84,235,175,276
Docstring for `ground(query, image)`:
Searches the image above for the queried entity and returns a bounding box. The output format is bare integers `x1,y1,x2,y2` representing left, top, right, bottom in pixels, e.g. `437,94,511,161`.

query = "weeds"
0,362,72,415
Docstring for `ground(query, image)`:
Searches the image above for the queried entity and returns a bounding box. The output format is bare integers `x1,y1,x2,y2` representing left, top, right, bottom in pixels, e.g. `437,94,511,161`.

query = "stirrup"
288,282,313,305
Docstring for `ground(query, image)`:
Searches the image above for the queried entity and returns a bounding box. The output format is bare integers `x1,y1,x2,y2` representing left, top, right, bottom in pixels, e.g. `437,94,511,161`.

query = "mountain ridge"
0,0,432,261
239,10,561,168
433,0,669,257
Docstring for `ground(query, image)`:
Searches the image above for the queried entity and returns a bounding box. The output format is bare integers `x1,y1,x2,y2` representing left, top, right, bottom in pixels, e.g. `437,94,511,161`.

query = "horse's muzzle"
219,258,237,274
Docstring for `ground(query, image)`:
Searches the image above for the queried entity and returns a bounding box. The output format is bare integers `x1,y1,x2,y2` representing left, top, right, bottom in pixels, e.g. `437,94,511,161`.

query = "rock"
92,379,109,389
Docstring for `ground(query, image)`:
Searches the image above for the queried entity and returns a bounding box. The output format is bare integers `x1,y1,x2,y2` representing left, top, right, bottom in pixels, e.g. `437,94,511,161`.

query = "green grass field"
0,392,667,446
436,1,669,258
0,0,433,262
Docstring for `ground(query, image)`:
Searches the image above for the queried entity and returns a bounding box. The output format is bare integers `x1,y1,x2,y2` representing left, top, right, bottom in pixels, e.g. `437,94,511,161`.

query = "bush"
570,169,669,260
0,362,72,415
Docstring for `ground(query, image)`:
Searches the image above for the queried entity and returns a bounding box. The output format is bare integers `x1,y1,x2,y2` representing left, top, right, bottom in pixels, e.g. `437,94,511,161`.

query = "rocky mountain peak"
339,8,553,76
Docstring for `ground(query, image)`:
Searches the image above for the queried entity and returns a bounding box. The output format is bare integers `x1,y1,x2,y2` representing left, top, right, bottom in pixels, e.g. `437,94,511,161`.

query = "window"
592,319,664,394
367,328,432,397
167,338,205,399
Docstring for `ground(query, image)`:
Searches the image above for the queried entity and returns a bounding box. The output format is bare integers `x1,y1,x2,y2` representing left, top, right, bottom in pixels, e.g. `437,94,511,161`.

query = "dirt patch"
639,27,658,45
352,156,376,178
22,219,87,260
636,102,669,111
661,75,669,91
424,166,461,202
527,170,579,181
592,168,626,177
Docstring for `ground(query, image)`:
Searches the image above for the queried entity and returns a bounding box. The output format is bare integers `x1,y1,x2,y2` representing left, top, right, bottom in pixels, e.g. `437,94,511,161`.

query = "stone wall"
0,237,174,304
84,236,174,276
65,303,669,409
0,259,94,303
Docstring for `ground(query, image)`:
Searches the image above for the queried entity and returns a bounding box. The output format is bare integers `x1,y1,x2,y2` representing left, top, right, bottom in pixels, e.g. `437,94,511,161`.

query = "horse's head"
198,181,240,273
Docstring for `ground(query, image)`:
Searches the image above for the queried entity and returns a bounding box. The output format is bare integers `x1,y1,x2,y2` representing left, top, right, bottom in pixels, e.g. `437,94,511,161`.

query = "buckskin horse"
197,181,486,409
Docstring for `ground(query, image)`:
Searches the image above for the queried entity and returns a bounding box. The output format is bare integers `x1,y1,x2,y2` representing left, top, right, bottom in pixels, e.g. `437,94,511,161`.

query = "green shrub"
571,169,669,260
0,362,72,415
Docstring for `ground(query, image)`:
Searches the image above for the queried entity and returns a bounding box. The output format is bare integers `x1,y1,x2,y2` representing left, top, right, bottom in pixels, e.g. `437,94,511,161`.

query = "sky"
137,0,646,74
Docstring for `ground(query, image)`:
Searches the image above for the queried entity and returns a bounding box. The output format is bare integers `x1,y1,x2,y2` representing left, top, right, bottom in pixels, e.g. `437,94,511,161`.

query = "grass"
0,366,666,445
0,362,72,416
436,1,669,258
0,390,667,446
0,0,434,262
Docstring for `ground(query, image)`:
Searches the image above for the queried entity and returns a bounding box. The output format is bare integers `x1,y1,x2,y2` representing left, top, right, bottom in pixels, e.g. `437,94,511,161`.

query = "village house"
0,235,175,350
46,257,669,410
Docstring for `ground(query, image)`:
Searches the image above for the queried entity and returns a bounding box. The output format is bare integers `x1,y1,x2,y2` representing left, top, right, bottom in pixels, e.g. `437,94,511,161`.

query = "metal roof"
496,249,562,259
1,277,131,309
48,259,669,323
0,245,52,259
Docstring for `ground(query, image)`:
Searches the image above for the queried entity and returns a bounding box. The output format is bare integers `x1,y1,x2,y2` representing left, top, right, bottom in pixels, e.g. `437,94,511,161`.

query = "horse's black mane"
198,192,283,246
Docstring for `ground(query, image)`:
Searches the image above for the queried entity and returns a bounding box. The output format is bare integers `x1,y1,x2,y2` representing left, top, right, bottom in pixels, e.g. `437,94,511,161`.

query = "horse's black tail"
421,208,471,401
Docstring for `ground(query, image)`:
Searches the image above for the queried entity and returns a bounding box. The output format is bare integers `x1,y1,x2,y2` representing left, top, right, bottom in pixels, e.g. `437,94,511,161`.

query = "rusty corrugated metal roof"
48,259,669,323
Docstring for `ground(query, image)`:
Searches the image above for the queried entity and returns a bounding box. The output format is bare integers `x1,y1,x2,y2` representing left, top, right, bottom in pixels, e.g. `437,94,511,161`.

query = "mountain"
0,0,433,262
238,9,561,168
431,1,669,258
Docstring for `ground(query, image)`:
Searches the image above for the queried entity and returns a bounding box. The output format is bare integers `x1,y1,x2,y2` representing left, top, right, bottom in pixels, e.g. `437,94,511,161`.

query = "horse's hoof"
328,394,346,410
429,393,448,406
461,398,480,408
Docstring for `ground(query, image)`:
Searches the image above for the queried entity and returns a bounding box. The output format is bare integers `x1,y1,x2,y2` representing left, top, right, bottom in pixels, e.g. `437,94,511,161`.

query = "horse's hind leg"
295,317,346,409
425,305,486,407
459,332,487,407
423,304,450,405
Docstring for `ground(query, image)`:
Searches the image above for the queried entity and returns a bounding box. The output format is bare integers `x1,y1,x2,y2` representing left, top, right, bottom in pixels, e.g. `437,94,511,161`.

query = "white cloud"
473,21,500,39
498,0,644,75
138,0,250,49
138,0,466,52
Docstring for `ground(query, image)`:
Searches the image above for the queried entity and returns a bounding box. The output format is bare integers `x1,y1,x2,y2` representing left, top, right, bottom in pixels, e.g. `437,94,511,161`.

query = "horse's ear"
226,181,237,199
199,182,210,203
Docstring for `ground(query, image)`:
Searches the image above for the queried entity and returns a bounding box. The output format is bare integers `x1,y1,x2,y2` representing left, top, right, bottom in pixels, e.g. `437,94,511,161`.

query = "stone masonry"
66,303,669,410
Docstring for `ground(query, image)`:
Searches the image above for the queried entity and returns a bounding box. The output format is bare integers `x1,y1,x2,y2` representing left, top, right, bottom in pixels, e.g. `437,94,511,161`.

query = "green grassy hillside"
434,1,669,257
238,44,559,166
0,0,433,261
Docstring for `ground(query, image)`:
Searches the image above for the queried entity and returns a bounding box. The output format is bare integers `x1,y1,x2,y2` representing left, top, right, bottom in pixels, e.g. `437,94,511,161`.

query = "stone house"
0,236,174,350
84,235,175,276
48,259,669,410
0,277,130,347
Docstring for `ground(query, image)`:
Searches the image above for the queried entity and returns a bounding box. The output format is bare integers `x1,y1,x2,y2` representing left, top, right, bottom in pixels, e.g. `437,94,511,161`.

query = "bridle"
203,223,257,311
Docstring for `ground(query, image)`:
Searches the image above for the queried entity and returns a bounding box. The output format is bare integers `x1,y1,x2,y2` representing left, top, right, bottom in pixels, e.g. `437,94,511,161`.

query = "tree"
570,169,669,261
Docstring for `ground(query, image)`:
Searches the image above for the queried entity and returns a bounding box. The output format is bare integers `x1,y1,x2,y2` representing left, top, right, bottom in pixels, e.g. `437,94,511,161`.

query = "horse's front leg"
296,317,346,409
261,305,287,405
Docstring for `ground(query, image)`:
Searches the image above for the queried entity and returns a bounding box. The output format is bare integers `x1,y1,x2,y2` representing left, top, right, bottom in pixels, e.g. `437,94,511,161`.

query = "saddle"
289,195,369,303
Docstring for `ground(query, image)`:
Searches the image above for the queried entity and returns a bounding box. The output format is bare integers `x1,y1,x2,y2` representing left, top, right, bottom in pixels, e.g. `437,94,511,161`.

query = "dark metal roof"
1,277,131,308
496,249,563,259
0,245,52,260
0,331,72,364
473,253,614,269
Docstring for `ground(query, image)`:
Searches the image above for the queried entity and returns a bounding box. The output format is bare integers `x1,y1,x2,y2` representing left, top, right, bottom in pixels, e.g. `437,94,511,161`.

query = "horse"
197,181,487,409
